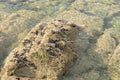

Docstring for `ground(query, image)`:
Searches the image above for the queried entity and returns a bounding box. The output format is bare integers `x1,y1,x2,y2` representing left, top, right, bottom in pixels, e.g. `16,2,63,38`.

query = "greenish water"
0,0,120,80
0,0,75,57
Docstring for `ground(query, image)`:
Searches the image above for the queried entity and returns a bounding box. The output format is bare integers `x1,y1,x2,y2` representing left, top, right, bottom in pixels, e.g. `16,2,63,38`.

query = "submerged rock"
0,0,75,66
0,0,120,80
0,19,82,80
108,44,120,80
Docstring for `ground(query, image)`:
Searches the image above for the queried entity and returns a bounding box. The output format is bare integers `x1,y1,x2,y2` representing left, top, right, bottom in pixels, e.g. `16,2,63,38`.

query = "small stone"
22,39,32,48
31,30,39,35
70,24,77,27
37,41,41,45
23,48,30,53
42,75,47,79
60,28,66,33
48,50,57,56
55,44,63,50
60,28,69,34
16,77,20,80
48,38,58,43
41,32,45,36
51,30,56,34
35,30,39,35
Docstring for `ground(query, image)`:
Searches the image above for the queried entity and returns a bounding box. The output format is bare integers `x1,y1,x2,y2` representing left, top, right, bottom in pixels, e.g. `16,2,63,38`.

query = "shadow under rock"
61,29,111,80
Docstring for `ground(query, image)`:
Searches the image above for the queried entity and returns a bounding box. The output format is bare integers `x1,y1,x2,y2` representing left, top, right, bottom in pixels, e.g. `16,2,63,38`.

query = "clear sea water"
0,0,120,80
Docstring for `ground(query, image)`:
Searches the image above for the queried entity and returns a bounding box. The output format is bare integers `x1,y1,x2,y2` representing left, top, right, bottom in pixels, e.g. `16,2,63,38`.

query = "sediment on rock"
0,19,82,80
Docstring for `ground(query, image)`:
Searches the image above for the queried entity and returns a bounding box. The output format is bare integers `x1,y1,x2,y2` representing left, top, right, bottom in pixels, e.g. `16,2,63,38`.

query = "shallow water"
0,0,120,80
0,0,75,58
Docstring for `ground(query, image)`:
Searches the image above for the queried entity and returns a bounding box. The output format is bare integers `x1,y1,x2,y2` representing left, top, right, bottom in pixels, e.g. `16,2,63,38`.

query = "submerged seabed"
0,0,120,80
0,0,75,62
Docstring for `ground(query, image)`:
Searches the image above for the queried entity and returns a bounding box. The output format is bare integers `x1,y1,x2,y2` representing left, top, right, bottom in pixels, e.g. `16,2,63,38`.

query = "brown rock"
1,19,82,80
